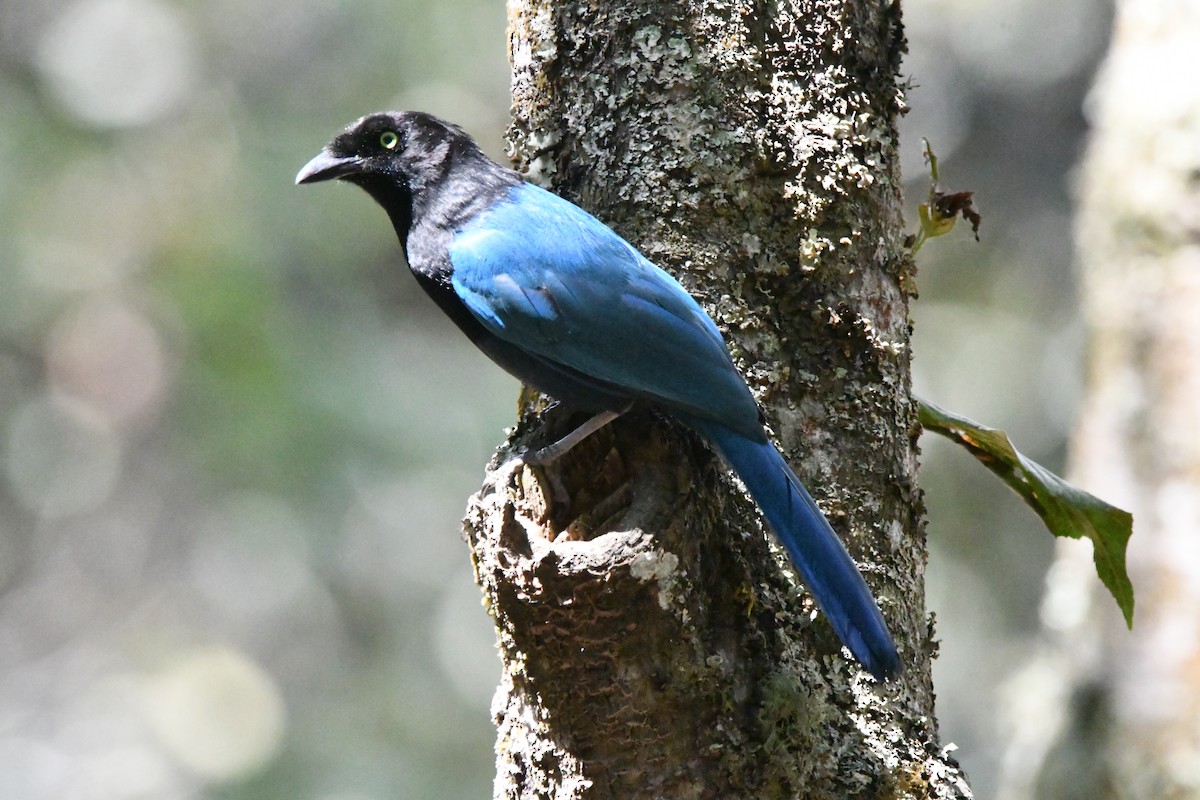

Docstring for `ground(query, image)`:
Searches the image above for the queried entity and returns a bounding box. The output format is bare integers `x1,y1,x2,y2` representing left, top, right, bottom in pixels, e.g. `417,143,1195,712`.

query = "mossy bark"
462,2,971,797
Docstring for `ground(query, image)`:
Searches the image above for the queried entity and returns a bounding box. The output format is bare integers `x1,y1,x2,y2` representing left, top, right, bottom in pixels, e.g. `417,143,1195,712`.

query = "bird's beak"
295,149,363,185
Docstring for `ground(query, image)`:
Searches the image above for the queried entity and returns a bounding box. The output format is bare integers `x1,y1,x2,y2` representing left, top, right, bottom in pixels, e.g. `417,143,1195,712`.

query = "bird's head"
295,110,472,192
296,111,510,243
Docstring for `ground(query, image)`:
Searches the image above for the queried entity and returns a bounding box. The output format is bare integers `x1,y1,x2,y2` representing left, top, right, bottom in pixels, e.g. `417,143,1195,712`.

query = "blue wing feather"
449,182,763,440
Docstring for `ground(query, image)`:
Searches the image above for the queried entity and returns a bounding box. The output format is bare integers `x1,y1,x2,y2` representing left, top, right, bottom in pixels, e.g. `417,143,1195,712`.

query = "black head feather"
297,111,517,247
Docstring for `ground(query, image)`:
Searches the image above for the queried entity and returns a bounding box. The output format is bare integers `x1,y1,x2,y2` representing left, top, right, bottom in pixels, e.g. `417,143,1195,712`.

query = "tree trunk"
462,2,971,797
997,2,1200,798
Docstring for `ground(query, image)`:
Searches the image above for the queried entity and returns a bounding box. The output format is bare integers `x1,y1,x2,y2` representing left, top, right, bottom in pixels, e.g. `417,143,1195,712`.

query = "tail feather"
686,416,901,680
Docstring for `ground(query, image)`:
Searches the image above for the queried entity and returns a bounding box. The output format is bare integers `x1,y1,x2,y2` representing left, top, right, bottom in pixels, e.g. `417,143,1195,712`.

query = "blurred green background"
0,0,1112,797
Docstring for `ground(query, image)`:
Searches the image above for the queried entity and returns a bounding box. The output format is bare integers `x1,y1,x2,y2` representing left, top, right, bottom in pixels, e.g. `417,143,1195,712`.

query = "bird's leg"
522,408,627,466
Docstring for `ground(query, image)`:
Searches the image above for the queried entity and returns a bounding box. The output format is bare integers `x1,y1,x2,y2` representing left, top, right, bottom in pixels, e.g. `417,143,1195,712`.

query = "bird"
296,111,902,680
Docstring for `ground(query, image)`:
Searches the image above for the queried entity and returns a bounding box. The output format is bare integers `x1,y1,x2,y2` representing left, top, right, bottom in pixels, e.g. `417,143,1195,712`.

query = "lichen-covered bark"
996,1,1200,796
461,1,971,797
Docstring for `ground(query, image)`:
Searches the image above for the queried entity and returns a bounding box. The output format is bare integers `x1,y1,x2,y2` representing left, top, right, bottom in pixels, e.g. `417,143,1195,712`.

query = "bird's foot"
523,407,627,465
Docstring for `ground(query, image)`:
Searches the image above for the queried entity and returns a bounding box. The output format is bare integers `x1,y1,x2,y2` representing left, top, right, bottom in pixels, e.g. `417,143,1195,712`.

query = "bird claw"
495,454,530,475
523,441,559,465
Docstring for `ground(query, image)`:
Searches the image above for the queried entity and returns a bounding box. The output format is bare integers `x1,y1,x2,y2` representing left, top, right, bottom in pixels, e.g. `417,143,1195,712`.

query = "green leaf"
918,397,1134,627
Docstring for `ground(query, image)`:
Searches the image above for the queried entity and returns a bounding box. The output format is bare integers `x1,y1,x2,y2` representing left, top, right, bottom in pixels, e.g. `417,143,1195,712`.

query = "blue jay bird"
297,111,901,680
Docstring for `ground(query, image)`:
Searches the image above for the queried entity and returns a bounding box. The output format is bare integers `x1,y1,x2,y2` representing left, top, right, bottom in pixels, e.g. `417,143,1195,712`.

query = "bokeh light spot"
47,300,169,428
4,395,121,519
141,647,285,782
35,0,197,128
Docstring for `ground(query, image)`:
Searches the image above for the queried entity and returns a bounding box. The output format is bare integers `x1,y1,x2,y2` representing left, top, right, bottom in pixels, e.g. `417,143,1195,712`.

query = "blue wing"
448,182,763,441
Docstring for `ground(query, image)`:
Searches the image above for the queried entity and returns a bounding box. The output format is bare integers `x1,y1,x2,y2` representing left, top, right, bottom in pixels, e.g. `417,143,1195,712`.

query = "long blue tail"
685,416,901,679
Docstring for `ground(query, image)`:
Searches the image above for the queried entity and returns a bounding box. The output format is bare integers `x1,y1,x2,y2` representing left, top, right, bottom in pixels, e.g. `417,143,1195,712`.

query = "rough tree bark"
996,2,1200,798
462,1,971,797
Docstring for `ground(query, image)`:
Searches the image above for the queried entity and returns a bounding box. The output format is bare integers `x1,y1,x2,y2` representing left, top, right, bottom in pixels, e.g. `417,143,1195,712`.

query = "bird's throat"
358,177,416,249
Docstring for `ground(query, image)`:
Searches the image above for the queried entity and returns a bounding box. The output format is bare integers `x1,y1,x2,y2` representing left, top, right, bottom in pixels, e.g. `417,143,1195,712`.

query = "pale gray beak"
295,150,362,185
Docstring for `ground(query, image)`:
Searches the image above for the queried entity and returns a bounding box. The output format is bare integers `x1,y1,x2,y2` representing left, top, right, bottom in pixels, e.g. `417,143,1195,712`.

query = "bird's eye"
380,131,399,150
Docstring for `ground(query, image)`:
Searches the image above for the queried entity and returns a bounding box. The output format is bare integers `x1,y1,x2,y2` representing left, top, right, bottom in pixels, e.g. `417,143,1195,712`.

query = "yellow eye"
380,131,399,150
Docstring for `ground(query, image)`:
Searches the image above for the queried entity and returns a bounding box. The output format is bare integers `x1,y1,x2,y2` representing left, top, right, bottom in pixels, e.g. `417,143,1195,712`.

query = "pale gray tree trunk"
462,2,971,797
995,1,1200,798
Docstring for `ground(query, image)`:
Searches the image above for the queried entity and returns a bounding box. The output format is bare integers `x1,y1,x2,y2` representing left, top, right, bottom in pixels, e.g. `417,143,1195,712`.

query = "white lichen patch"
628,548,683,611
